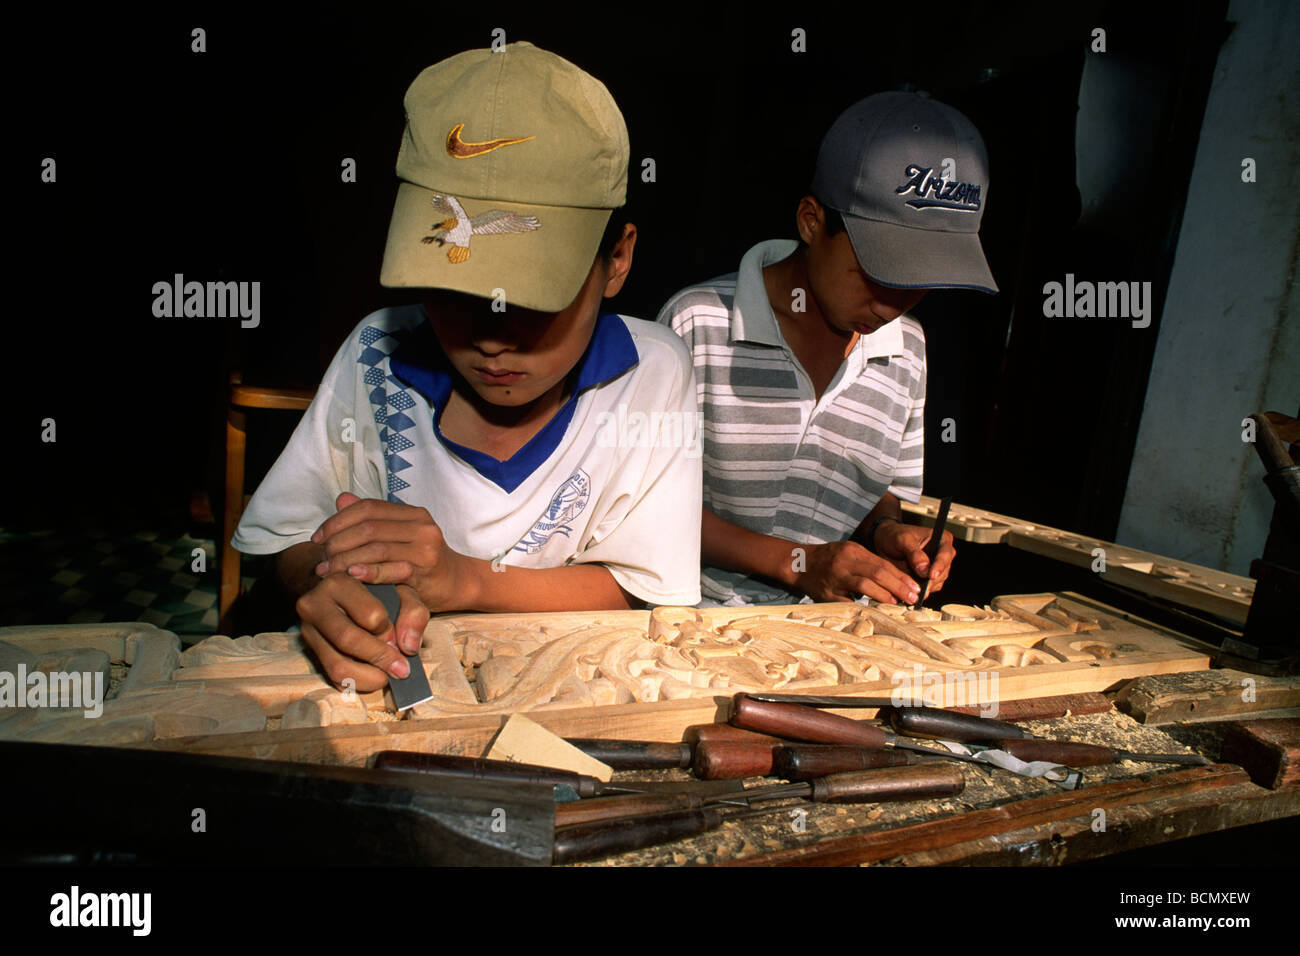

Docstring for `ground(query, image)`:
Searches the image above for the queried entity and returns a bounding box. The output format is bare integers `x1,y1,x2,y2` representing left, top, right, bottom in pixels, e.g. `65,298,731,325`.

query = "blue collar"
386,311,639,492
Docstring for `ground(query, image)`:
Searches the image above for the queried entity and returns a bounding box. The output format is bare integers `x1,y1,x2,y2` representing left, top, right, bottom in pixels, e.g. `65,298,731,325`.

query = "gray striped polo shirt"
657,239,926,605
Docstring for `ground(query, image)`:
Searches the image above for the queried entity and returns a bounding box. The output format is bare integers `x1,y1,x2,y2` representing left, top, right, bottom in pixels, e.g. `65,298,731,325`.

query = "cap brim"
380,182,613,312
842,215,998,294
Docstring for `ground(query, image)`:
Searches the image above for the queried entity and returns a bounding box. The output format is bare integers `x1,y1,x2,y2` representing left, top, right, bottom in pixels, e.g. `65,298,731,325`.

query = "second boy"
661,92,996,606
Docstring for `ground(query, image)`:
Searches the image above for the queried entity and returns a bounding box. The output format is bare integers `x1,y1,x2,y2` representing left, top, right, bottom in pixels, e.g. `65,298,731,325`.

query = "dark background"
10,0,1231,546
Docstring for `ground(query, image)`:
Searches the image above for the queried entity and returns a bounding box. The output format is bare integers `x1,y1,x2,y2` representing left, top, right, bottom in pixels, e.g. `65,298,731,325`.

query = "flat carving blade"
367,583,434,711
916,496,952,608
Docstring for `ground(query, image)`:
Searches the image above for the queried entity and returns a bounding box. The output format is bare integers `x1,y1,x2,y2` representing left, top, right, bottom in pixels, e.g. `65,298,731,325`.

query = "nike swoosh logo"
446,123,535,158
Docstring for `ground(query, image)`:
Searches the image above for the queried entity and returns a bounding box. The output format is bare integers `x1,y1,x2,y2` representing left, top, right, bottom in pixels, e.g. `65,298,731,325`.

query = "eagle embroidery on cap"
419,195,540,264
446,123,535,158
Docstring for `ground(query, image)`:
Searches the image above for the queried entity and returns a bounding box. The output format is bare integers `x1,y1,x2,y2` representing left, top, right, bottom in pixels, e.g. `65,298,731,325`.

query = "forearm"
701,508,800,589
276,540,328,598
456,559,639,612
850,493,903,550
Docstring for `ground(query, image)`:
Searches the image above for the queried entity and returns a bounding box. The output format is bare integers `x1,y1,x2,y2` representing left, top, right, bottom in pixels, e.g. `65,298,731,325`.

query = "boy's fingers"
317,537,413,576
395,585,429,654
852,578,899,605
335,492,363,511
311,577,412,678
299,622,390,693
323,616,410,679
345,560,417,587
931,536,957,579
850,554,919,604
317,519,427,559
312,499,429,545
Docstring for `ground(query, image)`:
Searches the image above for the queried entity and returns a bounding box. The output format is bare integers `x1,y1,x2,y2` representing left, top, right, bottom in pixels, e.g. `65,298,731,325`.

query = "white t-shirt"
233,305,703,606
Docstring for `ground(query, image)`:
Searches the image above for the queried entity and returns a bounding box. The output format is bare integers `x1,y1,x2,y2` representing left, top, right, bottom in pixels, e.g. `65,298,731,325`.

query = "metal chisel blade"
366,583,434,711
916,496,952,607
1117,750,1212,766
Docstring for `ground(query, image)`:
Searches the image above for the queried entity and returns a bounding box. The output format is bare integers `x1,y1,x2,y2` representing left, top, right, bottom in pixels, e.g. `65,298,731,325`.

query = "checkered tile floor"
0,528,266,635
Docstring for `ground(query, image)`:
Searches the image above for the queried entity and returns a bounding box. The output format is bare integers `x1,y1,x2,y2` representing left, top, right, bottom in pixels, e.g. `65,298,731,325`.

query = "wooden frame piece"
902,495,1254,623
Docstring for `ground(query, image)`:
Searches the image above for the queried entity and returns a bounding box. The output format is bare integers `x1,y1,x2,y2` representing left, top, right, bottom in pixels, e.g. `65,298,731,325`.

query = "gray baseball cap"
810,91,998,294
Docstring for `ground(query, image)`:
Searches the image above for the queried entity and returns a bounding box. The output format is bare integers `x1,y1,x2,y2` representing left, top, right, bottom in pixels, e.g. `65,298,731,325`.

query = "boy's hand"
295,573,429,693
873,522,956,598
311,493,476,622
788,541,923,604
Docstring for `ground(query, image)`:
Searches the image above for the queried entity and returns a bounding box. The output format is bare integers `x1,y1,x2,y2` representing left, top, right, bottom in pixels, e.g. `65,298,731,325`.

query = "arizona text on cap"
810,91,997,294
380,42,630,312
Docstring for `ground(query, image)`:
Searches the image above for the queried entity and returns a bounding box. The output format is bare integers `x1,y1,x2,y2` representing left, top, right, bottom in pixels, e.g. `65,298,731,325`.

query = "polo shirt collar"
732,239,909,360
731,239,796,347
858,316,906,360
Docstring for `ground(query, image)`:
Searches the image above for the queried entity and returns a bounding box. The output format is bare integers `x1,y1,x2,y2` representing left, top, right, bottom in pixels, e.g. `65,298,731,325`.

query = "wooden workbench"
575,704,1300,866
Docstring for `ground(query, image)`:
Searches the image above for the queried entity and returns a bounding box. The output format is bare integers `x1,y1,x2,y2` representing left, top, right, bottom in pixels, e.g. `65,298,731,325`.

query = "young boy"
659,92,996,606
233,43,701,691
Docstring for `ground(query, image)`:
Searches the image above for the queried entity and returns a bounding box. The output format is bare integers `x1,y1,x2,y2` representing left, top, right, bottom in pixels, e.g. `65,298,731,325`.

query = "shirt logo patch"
446,123,535,158
419,194,540,264
895,164,983,212
513,469,591,555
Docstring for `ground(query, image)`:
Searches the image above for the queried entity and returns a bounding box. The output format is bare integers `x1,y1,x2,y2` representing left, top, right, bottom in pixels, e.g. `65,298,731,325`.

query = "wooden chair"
220,372,316,630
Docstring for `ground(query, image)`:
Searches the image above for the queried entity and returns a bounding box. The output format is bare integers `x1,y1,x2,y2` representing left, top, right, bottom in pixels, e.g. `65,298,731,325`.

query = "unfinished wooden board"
0,622,375,747
1220,719,1300,789
902,495,1255,623
5,593,1210,764
149,595,1209,767
406,594,1185,720
1116,669,1300,724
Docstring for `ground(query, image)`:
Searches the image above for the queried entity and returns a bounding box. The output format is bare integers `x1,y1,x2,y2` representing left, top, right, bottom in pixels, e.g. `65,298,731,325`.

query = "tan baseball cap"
380,42,629,313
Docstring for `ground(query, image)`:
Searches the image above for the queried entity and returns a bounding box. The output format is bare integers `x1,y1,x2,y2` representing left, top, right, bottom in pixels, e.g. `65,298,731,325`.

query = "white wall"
1117,0,1300,574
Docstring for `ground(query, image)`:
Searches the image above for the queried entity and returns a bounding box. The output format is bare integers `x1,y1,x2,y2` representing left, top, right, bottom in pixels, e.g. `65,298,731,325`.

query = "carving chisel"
729,695,994,770
739,693,1039,741
728,695,1082,788
564,738,694,770
371,751,749,802
366,583,434,711
553,764,945,828
982,739,1211,767
915,495,951,607
552,764,965,863
691,739,915,779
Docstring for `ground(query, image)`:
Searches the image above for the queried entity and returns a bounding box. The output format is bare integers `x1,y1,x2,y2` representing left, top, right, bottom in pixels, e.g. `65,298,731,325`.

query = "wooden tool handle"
554,793,701,828
553,808,724,864
889,707,1029,742
683,723,783,745
565,739,693,770
373,751,597,797
692,740,777,779
809,763,965,803
772,745,912,780
730,695,889,748
996,739,1115,766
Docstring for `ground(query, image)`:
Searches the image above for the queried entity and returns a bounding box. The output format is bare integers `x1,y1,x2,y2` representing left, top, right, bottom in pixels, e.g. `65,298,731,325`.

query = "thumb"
910,539,932,576
335,492,363,512
394,585,429,655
